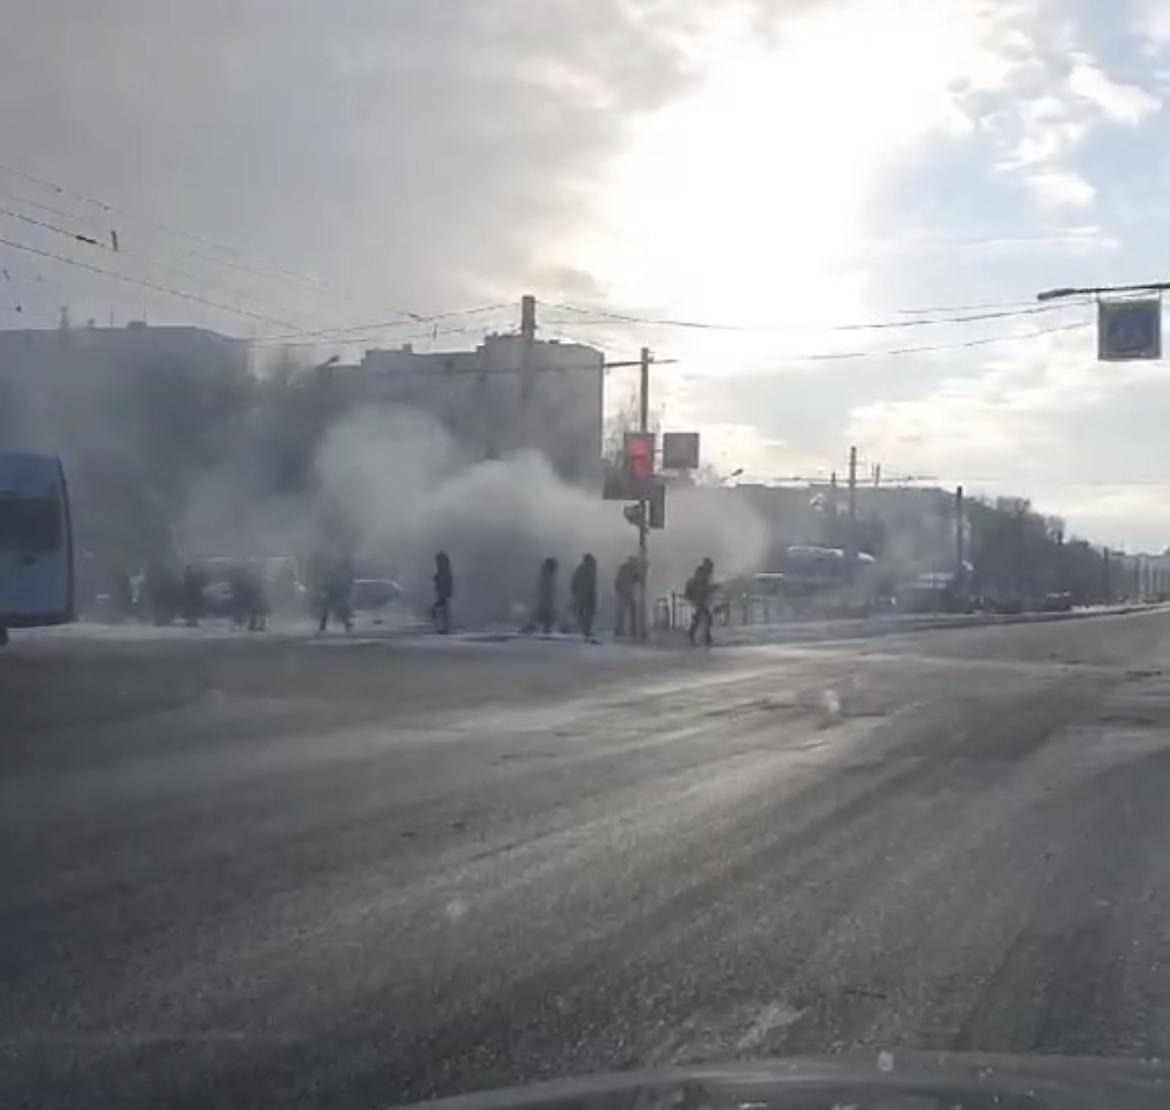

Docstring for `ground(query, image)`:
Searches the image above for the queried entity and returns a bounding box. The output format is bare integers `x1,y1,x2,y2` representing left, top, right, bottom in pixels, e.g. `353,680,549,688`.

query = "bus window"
0,496,63,553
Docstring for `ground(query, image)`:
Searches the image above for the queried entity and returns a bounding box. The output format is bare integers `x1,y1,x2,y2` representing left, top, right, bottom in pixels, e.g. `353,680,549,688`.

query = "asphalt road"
4,611,1170,1109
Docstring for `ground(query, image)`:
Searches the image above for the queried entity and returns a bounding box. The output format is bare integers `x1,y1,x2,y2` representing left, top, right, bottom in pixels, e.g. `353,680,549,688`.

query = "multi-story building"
0,320,250,452
331,332,605,488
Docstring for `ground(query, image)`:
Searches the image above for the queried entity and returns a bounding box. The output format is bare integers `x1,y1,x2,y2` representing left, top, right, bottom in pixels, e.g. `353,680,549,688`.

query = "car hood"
393,1052,1170,1110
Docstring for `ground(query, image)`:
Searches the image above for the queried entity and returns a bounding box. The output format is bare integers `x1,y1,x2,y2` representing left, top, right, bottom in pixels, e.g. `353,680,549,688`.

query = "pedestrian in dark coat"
534,557,559,635
432,551,454,633
685,557,716,646
614,556,640,638
570,553,598,639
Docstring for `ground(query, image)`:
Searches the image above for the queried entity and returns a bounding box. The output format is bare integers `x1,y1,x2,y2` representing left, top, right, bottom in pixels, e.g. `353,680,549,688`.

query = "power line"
0,201,347,330
0,301,57,325
0,234,298,329
0,203,103,248
0,188,367,330
678,320,1091,374
549,298,1089,335
253,318,515,351
0,160,428,323
251,303,515,345
795,320,1091,362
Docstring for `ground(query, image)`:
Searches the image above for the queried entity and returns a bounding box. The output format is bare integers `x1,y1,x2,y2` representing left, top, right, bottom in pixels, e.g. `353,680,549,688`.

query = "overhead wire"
251,303,516,345
0,201,386,332
791,319,1092,362
0,233,299,329
0,193,519,341
0,160,430,323
254,318,508,350
547,297,1092,334
0,164,1100,360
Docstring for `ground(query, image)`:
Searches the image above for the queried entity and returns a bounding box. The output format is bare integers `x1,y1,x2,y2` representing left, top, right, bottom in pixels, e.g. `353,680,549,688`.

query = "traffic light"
622,503,644,528
623,431,655,497
648,482,666,529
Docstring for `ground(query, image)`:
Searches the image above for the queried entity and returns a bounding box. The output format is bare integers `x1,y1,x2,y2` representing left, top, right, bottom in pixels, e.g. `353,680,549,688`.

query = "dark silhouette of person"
180,562,206,628
685,557,716,646
571,553,598,639
245,559,268,632
432,551,454,633
318,554,354,632
614,556,640,638
229,560,250,628
534,557,559,635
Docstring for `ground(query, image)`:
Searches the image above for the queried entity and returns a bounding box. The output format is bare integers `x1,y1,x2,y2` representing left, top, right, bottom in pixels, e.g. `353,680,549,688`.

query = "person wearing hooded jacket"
685,557,716,646
533,557,559,635
570,553,598,640
614,556,640,638
432,551,454,633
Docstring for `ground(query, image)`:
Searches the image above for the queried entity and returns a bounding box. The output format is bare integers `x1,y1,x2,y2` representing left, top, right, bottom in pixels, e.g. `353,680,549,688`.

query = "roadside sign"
1098,298,1162,361
662,431,700,470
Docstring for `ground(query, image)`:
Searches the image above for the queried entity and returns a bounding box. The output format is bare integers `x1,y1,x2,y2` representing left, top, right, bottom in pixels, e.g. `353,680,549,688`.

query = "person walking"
432,551,454,633
533,557,559,635
685,557,716,646
317,553,354,633
570,553,598,640
614,556,639,638
180,562,206,628
245,559,269,632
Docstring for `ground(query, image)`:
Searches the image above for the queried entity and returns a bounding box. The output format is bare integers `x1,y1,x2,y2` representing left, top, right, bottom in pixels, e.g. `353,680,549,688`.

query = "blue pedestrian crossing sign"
1097,298,1162,361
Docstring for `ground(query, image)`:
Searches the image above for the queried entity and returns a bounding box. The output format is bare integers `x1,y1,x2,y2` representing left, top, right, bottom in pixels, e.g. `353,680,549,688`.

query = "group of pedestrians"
426,550,643,640
425,550,715,644
529,553,649,640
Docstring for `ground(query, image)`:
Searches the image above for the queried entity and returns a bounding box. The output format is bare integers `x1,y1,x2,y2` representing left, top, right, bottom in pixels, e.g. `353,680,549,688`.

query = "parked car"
350,578,409,625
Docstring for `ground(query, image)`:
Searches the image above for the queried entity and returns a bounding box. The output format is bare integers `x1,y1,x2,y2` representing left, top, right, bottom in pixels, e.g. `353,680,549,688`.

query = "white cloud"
1136,0,1170,49
587,0,1049,326
845,324,1165,480
1067,51,1162,122
1023,168,1097,209
1040,485,1170,552
988,42,1161,210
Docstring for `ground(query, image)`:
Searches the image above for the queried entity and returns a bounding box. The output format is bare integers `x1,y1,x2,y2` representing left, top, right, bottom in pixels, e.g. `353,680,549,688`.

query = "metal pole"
637,346,650,638
955,485,965,576
846,446,858,581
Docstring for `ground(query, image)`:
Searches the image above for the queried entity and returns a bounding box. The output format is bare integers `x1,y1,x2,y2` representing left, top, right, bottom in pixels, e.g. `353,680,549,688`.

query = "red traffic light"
623,431,655,479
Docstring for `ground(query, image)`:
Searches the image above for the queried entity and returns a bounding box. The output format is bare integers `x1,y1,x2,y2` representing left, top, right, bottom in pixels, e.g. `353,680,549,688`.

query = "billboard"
1098,299,1162,362
662,431,700,470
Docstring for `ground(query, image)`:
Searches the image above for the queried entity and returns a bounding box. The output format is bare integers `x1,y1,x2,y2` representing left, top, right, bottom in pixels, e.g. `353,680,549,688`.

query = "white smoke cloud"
308,404,771,626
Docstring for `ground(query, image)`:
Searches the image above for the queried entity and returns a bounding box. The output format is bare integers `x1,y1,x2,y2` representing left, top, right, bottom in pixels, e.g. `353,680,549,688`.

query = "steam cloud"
183,402,771,627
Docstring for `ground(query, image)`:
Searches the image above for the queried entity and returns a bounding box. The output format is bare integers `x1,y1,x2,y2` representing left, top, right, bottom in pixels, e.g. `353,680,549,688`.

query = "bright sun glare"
588,0,1015,347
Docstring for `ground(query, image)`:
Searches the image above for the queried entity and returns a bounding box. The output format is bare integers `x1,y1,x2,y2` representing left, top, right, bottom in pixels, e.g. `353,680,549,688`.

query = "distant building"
329,333,605,487
0,321,252,562
0,320,249,451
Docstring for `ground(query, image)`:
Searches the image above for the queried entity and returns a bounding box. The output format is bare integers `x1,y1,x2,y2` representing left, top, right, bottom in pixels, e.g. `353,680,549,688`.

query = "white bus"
0,452,74,645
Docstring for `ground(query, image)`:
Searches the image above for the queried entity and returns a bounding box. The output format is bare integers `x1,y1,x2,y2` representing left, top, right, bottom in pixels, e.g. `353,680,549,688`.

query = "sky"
3,0,1170,550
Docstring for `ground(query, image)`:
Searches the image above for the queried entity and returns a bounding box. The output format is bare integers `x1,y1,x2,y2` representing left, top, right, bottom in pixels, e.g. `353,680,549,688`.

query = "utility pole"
1010,502,1026,603
955,485,965,579
520,294,537,340
519,294,536,412
846,445,859,578
638,346,651,638
606,347,669,639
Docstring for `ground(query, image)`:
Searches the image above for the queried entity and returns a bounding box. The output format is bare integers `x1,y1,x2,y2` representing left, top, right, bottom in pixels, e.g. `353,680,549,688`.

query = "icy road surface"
3,610,1170,1108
